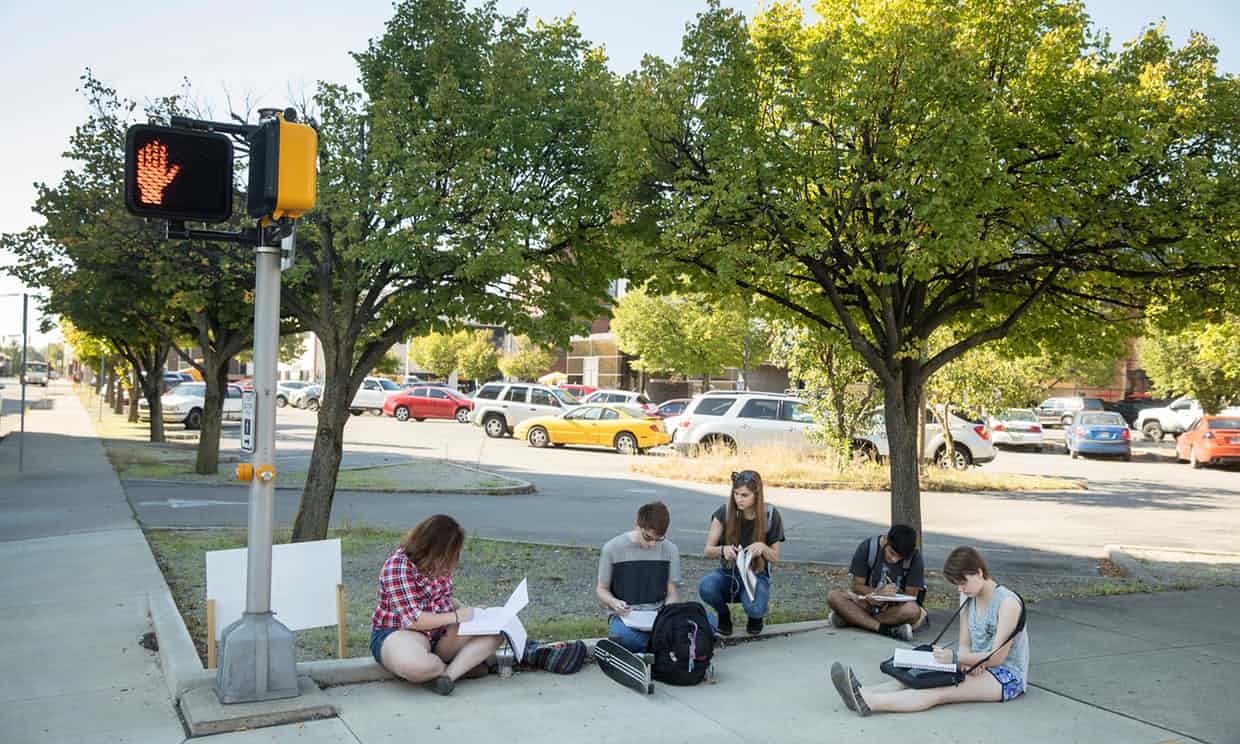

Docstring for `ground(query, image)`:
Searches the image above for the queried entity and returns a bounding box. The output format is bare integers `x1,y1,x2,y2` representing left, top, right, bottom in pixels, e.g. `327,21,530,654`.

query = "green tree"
282,0,619,540
611,286,768,386
498,337,556,381
612,1,1240,534
409,332,459,379
1140,318,1240,414
372,351,402,376
455,330,499,387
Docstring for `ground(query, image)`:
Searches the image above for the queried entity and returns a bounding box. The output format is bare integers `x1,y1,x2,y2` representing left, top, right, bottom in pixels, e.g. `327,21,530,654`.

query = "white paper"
501,616,528,662
459,578,528,635
864,593,918,603
206,538,342,639
892,648,956,672
620,610,658,631
738,545,758,603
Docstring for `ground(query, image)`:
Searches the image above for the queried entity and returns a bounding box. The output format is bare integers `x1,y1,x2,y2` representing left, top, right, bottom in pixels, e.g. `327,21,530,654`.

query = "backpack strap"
866,536,881,588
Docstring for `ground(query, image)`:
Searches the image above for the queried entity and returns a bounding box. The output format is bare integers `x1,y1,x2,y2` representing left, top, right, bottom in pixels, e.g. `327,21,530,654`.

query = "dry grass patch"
630,446,1083,492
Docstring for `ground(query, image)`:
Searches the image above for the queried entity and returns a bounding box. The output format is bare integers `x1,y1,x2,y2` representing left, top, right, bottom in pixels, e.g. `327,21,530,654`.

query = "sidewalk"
1,388,1235,743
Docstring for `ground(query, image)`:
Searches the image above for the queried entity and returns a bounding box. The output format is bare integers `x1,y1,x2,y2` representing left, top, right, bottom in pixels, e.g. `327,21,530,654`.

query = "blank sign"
206,538,342,639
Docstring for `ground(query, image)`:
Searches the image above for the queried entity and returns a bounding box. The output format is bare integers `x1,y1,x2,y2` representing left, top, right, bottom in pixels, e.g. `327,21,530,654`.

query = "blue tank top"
967,585,1029,681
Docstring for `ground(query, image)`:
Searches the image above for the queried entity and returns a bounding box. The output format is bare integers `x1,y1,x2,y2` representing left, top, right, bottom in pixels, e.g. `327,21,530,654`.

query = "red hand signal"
136,140,181,205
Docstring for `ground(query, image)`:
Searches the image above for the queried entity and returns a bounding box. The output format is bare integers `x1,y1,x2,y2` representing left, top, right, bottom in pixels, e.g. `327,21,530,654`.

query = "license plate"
1096,432,1112,440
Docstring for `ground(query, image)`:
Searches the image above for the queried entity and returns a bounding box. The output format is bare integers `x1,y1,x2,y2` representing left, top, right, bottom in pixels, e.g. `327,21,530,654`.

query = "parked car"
275,380,311,407
471,382,581,437
290,383,322,410
988,409,1046,451
1175,415,1240,468
384,385,475,423
350,377,403,415
514,403,671,454
582,389,655,413
558,384,597,398
1064,411,1131,460
1136,396,1206,441
654,398,691,419
1035,396,1105,427
1106,397,1172,428
671,392,815,453
139,382,243,430
855,407,997,469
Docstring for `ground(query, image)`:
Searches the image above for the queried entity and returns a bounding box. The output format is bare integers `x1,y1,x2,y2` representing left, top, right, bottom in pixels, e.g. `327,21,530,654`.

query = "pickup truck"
1138,396,1240,440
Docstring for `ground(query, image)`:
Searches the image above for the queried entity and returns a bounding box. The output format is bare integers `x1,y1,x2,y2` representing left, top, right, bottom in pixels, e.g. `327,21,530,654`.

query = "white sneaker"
828,610,848,629
891,623,913,643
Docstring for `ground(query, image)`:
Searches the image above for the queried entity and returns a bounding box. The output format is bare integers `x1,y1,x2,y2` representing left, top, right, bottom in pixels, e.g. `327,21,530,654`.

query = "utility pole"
19,293,27,472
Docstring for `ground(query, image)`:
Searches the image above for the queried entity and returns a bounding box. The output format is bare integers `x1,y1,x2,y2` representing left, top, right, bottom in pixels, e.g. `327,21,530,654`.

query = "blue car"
1065,411,1132,461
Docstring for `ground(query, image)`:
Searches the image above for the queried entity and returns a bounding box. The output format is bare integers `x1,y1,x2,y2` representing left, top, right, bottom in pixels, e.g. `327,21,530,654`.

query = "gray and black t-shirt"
597,532,681,613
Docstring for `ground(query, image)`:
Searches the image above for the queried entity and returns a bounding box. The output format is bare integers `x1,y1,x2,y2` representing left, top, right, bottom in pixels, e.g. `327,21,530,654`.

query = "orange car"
1175,415,1240,468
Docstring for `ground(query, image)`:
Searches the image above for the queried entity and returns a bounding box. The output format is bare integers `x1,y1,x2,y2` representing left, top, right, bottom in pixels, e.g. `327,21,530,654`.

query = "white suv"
582,389,655,413
671,391,815,453
471,382,580,438
855,407,997,469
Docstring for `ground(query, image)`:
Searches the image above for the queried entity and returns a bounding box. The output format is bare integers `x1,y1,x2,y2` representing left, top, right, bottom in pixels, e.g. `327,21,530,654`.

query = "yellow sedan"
514,404,671,454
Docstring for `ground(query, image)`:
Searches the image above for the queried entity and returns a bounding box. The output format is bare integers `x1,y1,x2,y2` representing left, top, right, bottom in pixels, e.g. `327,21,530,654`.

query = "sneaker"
746,616,764,635
828,610,848,629
716,612,733,637
830,662,857,712
891,623,913,643
425,675,454,696
847,666,872,717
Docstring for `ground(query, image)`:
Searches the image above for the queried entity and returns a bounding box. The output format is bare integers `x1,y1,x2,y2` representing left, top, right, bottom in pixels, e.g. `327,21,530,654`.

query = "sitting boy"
595,501,681,653
827,525,927,642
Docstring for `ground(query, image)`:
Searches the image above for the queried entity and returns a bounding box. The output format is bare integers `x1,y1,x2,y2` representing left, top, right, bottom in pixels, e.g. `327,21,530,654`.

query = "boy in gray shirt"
596,501,681,653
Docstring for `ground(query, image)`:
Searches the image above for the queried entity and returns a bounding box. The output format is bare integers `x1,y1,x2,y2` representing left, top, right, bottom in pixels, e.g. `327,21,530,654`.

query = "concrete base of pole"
215,611,299,703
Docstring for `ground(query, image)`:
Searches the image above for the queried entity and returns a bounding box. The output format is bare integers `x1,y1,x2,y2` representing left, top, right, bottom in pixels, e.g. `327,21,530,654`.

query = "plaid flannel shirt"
371,549,455,631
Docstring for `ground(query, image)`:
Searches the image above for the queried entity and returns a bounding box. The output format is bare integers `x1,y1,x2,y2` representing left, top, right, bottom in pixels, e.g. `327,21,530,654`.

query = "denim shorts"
989,665,1026,702
371,627,442,665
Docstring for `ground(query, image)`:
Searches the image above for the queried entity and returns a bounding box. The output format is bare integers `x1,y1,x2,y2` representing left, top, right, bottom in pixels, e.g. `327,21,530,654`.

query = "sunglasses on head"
731,470,759,486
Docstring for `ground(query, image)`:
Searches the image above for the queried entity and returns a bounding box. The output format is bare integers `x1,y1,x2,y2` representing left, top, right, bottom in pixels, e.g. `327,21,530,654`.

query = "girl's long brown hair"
399,514,465,578
725,471,766,573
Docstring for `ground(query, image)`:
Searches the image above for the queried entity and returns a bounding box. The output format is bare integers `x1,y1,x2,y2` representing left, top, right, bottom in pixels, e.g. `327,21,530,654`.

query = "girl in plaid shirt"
370,514,503,695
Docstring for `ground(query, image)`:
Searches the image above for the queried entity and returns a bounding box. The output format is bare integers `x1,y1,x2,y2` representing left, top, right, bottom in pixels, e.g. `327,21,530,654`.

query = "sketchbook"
459,578,529,661
738,545,759,603
863,593,918,603
892,648,956,673
619,609,659,632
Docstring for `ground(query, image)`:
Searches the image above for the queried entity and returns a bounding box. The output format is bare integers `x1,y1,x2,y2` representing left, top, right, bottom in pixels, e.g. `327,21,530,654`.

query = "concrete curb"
121,463,535,495
1106,543,1240,585
148,591,206,703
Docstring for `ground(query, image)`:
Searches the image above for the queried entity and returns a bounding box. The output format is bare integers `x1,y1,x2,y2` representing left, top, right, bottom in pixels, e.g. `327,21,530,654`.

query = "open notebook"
738,545,759,602
619,609,659,632
892,648,956,673
459,578,529,661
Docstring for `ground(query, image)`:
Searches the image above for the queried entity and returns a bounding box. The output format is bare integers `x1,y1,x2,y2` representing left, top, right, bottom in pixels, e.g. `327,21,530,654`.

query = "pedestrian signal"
124,125,234,223
247,112,317,220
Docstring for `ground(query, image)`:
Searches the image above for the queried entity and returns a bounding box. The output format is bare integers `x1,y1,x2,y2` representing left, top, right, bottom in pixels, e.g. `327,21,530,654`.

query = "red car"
558,384,597,398
384,385,475,423
1176,414,1240,468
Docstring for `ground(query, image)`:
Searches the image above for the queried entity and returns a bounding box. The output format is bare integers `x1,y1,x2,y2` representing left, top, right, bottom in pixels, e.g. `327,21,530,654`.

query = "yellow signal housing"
236,463,254,482
273,115,317,219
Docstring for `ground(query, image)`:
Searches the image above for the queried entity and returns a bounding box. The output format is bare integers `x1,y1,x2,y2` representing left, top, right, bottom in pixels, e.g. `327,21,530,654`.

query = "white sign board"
240,390,256,453
206,538,342,639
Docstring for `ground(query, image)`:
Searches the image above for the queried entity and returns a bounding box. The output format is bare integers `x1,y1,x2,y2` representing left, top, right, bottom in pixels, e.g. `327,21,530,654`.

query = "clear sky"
2,0,1236,345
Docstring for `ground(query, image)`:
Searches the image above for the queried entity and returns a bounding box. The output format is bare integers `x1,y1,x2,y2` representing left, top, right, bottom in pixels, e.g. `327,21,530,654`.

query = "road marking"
626,488,660,494
138,499,246,509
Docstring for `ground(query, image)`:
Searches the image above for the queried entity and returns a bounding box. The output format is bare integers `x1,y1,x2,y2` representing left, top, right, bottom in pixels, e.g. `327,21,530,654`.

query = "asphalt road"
121,405,1240,578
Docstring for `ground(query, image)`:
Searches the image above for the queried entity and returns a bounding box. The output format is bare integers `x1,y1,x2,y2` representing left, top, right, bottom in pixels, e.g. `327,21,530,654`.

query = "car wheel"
415,417,426,422
527,426,550,448
306,399,319,412
350,409,363,416
1142,421,1164,441
394,406,410,422
936,444,971,470
455,407,471,424
483,415,507,438
1060,415,1073,427
1190,447,1204,469
1122,452,1132,462
614,432,639,455
276,395,287,408
698,434,736,456
185,408,203,430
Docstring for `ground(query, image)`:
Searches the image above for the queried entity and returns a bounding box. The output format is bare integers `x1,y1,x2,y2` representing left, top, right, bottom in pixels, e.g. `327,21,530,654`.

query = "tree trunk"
141,376,165,443
105,367,116,407
112,366,125,415
127,367,140,423
291,362,353,541
195,361,230,474
882,363,923,536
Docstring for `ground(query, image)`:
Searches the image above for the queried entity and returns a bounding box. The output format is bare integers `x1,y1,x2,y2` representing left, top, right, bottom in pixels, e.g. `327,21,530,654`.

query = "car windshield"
173,383,205,396
999,410,1037,422
1079,413,1124,426
617,405,646,418
379,379,401,391
1208,418,1240,430
551,388,579,405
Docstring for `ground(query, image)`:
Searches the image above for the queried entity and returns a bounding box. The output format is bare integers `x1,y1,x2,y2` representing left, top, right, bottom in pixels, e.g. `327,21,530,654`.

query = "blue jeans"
698,567,770,626
608,616,651,653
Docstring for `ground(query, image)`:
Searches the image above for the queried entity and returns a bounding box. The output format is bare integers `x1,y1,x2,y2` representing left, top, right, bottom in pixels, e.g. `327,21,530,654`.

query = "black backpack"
649,602,714,685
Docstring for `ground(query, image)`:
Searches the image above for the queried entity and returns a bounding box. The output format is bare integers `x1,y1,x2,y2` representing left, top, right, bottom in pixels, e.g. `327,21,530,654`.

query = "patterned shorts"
988,665,1026,702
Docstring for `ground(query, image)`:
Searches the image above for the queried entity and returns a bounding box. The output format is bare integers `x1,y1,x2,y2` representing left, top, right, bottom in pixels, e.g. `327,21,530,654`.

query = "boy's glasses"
640,530,666,543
